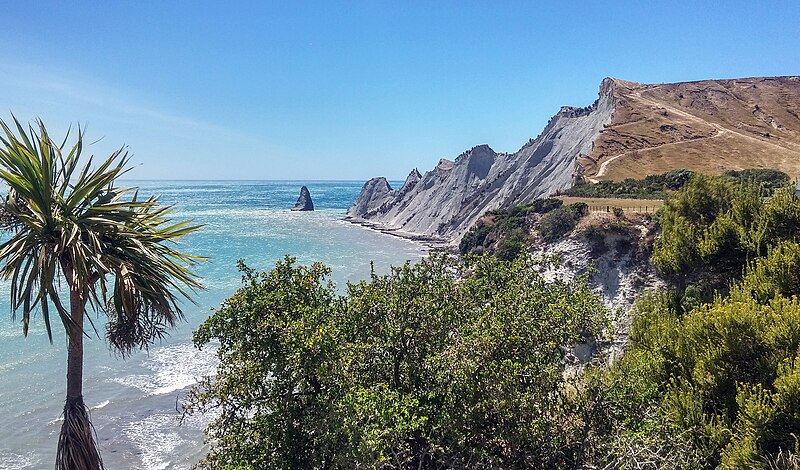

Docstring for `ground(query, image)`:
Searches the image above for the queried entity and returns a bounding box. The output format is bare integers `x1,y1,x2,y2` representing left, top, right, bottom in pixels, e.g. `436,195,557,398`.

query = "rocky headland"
347,76,800,245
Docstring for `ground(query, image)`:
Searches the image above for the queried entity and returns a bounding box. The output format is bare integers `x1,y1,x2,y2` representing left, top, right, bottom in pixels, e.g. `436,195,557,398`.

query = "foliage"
567,168,696,199
0,117,204,349
187,253,608,469
593,208,800,468
494,227,526,261
552,170,800,468
722,168,792,191
652,174,800,300
458,198,562,256
458,223,493,255
612,287,800,468
537,202,588,243
0,117,204,469
568,168,789,201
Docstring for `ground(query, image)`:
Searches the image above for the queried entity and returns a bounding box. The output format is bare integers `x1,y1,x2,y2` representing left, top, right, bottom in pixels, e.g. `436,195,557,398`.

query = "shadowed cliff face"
346,78,617,242
349,75,800,244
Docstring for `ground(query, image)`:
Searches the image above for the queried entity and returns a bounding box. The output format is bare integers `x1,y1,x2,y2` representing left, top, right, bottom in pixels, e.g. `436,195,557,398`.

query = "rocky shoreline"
343,215,453,251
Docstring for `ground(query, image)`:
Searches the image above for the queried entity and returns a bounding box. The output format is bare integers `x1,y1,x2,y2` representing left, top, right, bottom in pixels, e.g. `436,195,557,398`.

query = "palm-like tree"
0,117,205,470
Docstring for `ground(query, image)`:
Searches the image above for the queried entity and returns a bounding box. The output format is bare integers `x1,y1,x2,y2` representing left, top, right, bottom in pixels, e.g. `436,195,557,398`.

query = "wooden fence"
587,205,658,214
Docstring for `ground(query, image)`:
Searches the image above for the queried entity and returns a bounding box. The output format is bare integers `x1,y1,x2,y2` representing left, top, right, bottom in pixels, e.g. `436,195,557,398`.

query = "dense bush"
602,274,800,467
568,169,696,199
458,223,493,254
538,202,588,242
459,198,563,256
588,176,800,468
187,254,607,469
568,168,790,200
652,174,800,299
722,168,792,190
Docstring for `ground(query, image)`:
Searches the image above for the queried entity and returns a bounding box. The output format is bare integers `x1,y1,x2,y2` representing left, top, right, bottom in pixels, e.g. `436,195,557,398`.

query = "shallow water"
0,181,425,469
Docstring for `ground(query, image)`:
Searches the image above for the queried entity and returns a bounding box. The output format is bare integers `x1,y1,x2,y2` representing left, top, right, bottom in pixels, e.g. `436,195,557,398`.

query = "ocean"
0,181,427,469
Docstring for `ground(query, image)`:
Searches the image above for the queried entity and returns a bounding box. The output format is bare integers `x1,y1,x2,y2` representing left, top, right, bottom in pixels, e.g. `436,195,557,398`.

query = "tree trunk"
55,262,104,470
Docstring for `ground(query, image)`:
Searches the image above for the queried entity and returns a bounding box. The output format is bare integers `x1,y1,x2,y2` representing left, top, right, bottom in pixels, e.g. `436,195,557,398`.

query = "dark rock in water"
291,186,314,211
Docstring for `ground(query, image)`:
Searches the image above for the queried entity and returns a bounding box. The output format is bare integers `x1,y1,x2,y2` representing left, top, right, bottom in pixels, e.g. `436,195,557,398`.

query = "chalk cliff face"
348,75,800,243
347,78,617,242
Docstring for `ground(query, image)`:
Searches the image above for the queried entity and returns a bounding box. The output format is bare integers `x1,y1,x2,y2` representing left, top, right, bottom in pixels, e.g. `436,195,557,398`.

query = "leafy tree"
0,118,204,469
652,174,800,302
187,253,608,469
187,258,342,469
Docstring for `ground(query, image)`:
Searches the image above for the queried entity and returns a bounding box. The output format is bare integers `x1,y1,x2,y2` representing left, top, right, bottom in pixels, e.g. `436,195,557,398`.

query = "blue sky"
1,1,797,180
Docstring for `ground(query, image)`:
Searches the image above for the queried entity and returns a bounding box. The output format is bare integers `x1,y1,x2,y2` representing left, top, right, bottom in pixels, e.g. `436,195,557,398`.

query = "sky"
0,1,798,180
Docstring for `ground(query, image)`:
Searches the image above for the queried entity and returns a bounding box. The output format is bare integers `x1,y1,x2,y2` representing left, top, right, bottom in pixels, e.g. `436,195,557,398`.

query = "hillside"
348,76,800,243
582,76,800,181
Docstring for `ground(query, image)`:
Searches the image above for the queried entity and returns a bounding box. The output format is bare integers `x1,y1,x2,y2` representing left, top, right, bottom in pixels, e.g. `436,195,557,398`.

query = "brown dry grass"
558,196,663,213
582,77,800,182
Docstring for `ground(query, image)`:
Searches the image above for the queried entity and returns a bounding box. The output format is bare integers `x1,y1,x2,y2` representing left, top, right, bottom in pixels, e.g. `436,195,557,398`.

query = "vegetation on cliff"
186,254,606,469
567,168,789,200
458,198,589,259
190,172,800,469
653,174,800,308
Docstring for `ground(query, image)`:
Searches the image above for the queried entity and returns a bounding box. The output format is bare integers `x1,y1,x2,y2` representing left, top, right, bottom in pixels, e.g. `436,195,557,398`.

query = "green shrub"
538,202,588,242
187,254,608,469
653,174,800,300
529,197,563,214
459,223,493,254
495,227,526,261
460,198,565,256
723,168,791,191
608,238,800,467
566,169,696,199
739,241,800,303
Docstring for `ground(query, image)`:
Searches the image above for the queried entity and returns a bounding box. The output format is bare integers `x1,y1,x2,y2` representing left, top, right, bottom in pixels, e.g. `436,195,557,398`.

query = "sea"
0,181,427,469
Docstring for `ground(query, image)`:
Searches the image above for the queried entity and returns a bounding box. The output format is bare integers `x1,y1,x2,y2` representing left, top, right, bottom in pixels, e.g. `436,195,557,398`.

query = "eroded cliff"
348,75,800,244
347,78,617,242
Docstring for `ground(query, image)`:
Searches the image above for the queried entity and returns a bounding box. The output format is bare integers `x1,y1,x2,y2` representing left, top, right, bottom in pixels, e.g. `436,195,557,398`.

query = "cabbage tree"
0,117,204,469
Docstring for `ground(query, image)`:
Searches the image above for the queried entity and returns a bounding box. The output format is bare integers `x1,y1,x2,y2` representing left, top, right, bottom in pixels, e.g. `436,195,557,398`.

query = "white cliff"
347,78,618,243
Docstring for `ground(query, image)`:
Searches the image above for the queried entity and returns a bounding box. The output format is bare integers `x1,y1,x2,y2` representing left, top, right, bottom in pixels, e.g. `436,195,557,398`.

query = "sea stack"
291,186,314,211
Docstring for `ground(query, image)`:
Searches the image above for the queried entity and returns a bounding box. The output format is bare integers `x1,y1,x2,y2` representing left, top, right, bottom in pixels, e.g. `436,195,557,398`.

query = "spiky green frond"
0,116,205,350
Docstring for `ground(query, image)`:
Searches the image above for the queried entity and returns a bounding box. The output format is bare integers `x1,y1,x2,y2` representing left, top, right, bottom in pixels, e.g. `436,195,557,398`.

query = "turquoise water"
0,181,426,469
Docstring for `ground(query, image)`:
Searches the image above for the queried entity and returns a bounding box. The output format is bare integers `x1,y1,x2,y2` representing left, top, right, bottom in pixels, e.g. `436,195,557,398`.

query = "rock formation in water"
347,76,800,243
291,186,314,211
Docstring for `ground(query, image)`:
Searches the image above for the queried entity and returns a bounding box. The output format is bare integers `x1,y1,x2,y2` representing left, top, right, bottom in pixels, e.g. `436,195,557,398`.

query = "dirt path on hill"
586,90,800,182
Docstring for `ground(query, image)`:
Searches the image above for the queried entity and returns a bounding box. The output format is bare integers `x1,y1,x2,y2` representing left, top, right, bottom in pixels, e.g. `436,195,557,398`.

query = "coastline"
0,181,430,470
343,216,454,252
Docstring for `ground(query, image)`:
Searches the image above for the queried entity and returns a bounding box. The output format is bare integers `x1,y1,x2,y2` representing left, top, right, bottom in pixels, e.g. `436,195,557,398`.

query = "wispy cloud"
0,60,255,141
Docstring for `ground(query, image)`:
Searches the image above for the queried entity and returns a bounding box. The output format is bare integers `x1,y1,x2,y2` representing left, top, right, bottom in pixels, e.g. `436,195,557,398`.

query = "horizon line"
118,178,404,182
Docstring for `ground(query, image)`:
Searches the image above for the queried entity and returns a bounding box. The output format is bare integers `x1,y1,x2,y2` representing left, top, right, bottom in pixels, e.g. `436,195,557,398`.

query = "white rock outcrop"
346,78,618,243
